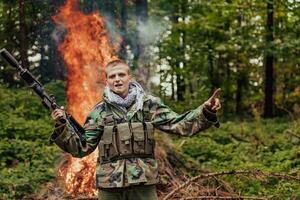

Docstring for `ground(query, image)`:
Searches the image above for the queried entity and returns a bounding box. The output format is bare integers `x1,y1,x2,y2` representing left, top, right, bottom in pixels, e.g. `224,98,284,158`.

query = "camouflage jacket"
50,94,219,188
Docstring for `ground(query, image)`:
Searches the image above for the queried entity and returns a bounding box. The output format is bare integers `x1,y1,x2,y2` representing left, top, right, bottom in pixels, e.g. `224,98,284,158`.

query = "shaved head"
105,60,130,76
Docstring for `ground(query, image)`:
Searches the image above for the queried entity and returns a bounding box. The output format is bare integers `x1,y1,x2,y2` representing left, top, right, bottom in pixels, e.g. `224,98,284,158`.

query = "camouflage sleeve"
149,97,219,136
50,103,105,158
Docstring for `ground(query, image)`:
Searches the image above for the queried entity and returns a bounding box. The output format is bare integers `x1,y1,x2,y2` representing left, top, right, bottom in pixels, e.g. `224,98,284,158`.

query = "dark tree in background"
134,0,150,89
264,0,275,117
38,0,66,82
135,0,148,61
0,1,18,85
96,0,129,60
176,0,187,101
18,0,29,69
235,14,243,113
119,0,128,60
0,0,68,85
102,0,117,18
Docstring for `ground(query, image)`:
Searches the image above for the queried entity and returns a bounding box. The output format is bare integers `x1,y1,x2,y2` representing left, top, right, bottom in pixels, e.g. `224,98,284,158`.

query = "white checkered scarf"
104,81,145,112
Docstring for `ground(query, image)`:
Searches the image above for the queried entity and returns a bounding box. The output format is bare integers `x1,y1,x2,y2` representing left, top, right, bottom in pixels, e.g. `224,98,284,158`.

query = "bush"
0,81,65,199
172,118,300,198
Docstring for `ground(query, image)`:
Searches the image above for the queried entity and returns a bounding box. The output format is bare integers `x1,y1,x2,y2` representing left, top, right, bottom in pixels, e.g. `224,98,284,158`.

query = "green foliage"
172,118,300,198
0,0,299,198
151,0,300,117
0,81,65,199
0,140,59,199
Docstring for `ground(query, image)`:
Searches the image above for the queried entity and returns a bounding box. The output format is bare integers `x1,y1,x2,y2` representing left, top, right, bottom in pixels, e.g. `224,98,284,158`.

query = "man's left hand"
204,88,222,112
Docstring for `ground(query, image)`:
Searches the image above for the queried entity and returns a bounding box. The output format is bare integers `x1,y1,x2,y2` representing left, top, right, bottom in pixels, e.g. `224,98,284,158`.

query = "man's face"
106,64,131,98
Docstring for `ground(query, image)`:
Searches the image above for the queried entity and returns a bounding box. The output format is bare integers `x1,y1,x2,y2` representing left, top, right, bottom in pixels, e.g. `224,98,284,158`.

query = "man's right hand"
51,107,67,125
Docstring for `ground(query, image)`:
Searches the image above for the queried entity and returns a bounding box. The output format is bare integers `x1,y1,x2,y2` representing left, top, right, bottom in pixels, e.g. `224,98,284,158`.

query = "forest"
0,0,299,199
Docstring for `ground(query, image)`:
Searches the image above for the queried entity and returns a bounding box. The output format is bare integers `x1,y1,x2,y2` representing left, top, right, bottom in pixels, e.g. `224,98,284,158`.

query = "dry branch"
181,196,268,200
163,170,300,200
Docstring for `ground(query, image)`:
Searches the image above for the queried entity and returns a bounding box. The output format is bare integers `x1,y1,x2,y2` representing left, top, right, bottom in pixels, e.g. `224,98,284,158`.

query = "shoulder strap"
143,100,152,122
104,103,116,126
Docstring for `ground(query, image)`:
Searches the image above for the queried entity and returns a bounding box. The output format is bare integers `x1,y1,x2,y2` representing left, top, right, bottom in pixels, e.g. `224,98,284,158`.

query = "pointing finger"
212,98,221,110
211,88,221,99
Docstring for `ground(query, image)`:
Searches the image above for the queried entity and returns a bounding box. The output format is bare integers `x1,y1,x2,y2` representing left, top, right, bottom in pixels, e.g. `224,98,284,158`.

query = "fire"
53,0,120,197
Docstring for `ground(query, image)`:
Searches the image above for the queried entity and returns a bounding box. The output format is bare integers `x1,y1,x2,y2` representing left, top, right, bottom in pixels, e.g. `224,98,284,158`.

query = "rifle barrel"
0,48,23,70
0,48,86,139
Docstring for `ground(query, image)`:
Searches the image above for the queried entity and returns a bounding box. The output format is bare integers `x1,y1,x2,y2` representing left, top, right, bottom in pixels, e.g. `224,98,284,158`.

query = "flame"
53,0,120,196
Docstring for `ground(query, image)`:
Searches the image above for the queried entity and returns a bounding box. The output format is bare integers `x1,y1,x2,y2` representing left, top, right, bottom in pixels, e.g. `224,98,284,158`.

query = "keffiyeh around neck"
104,81,145,112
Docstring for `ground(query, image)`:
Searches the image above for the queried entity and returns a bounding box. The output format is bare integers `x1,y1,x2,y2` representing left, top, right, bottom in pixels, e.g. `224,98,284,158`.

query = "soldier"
51,60,221,200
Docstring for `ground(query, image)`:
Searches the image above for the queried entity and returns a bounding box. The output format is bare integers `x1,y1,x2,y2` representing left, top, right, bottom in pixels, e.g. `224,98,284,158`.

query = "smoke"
101,14,123,50
136,19,168,46
51,1,170,65
134,19,169,89
51,22,67,45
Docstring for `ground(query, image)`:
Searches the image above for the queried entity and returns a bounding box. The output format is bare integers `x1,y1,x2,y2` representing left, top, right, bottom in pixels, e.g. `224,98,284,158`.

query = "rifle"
0,48,85,143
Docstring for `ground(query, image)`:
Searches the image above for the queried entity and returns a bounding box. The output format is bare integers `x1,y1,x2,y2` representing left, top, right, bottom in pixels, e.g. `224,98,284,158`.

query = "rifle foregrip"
59,117,66,124
67,115,85,136
0,48,21,69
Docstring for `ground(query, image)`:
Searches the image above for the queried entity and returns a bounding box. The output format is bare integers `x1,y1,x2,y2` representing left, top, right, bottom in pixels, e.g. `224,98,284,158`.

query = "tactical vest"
98,101,155,164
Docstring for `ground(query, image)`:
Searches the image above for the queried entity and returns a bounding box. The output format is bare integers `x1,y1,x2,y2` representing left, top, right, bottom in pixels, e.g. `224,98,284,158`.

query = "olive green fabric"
98,185,158,200
51,94,219,189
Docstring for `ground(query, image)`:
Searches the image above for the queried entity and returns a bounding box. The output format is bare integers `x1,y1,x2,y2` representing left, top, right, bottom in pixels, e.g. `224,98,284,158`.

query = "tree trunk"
171,70,175,100
134,0,150,89
119,0,128,60
208,44,214,90
103,0,117,18
176,72,185,101
235,15,243,113
39,0,66,82
176,1,187,101
135,0,148,60
224,63,231,113
176,34,186,101
264,0,274,117
18,0,30,69
236,67,243,113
